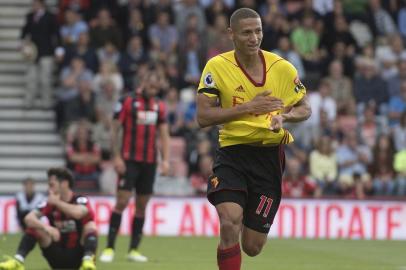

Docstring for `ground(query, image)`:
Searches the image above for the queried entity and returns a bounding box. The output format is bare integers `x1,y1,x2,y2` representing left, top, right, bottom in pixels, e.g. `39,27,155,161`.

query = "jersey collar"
234,50,266,87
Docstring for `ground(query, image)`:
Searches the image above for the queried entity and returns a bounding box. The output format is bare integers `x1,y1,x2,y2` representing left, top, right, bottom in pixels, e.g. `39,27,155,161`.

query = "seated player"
0,167,98,270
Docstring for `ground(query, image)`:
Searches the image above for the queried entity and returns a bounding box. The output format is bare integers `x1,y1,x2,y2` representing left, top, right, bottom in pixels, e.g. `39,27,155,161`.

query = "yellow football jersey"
198,50,306,147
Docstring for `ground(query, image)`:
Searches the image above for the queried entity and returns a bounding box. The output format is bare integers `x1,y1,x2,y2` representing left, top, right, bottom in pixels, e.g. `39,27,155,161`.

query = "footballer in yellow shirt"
196,7,311,270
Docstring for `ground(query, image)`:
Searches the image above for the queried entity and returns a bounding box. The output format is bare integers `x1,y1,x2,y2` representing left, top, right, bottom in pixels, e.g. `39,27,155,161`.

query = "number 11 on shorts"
255,195,273,218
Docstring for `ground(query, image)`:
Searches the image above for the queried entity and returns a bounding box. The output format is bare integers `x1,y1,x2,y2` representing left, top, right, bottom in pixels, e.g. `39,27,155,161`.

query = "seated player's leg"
79,221,98,270
0,230,38,270
241,191,281,257
127,163,155,263
0,222,57,270
100,162,136,262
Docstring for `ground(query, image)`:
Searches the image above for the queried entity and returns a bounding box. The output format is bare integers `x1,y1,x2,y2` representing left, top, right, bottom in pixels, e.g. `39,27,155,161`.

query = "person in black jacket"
21,0,60,109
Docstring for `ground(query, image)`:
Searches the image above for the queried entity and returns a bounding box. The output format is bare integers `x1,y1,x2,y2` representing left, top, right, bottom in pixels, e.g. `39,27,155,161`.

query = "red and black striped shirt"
37,194,94,249
114,93,167,163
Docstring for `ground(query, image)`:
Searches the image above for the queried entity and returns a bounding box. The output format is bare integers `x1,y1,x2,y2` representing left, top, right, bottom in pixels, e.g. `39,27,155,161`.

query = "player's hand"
160,160,170,176
43,225,60,242
47,191,60,205
113,156,126,175
270,114,283,132
247,91,284,115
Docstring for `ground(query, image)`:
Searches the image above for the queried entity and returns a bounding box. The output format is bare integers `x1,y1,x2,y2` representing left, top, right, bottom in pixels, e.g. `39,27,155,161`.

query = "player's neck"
61,190,73,202
234,50,261,69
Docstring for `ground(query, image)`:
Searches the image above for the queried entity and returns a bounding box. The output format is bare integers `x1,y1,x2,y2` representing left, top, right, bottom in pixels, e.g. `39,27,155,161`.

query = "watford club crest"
210,176,219,188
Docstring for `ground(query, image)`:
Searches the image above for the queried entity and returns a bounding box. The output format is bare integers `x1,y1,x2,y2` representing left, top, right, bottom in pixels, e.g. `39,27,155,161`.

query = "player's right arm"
24,210,46,230
111,96,127,174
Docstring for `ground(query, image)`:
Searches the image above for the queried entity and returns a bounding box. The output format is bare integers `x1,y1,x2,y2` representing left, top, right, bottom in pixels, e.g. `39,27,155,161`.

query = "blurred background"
0,0,405,229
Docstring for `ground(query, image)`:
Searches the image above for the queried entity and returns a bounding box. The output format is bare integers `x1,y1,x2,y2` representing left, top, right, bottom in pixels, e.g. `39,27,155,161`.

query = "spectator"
388,80,406,126
21,0,59,109
66,120,101,191
394,148,406,196
320,15,357,55
123,8,148,47
358,104,387,148
179,30,206,87
273,36,306,78
63,77,97,126
58,0,91,22
291,14,323,73
118,35,149,91
262,12,291,51
309,135,338,197
174,0,206,34
60,8,88,45
89,8,122,49
96,42,120,65
353,57,389,116
205,0,231,25
15,178,44,229
386,58,406,97
325,60,355,114
336,131,372,196
372,166,396,196
58,31,99,73
398,2,406,40
307,79,337,130
93,61,123,95
367,0,397,38
282,158,316,198
393,111,406,151
190,154,213,195
166,87,185,136
369,134,396,196
58,56,93,101
148,11,178,62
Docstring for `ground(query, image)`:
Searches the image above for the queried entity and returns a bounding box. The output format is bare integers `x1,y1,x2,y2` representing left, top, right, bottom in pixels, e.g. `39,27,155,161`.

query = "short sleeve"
197,59,221,98
36,200,52,218
157,101,167,124
113,96,129,124
275,60,306,107
75,196,95,224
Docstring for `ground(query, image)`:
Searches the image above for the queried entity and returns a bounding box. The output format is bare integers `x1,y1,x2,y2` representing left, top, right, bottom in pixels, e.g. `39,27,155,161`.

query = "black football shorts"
117,161,157,195
207,144,285,233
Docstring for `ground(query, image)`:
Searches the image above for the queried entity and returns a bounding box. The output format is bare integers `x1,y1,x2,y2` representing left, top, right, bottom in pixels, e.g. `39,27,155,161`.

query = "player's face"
48,175,61,195
230,18,263,56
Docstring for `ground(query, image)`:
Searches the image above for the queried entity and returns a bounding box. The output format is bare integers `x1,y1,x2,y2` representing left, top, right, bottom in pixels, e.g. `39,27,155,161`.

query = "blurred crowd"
20,0,406,199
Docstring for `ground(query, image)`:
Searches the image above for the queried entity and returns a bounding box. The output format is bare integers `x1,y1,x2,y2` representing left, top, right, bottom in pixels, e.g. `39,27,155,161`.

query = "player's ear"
227,27,233,41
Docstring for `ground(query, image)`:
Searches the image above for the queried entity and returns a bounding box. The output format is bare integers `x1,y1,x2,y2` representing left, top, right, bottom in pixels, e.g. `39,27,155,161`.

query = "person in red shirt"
282,158,316,198
99,68,170,263
0,167,98,270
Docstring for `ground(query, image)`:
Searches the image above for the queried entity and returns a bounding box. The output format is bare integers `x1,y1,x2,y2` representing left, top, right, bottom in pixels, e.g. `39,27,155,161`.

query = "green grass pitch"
0,234,405,270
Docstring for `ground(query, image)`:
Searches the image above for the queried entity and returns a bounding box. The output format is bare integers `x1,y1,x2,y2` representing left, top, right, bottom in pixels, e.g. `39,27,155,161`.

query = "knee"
219,217,242,244
83,222,97,234
242,242,263,257
115,198,129,213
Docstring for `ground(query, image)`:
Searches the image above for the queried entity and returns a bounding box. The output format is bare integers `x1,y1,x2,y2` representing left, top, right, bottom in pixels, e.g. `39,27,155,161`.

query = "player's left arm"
282,95,312,123
158,101,170,176
50,193,89,220
158,123,170,176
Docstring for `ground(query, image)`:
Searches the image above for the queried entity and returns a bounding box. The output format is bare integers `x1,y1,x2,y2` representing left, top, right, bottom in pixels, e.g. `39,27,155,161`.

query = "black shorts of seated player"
207,144,285,233
41,242,84,269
